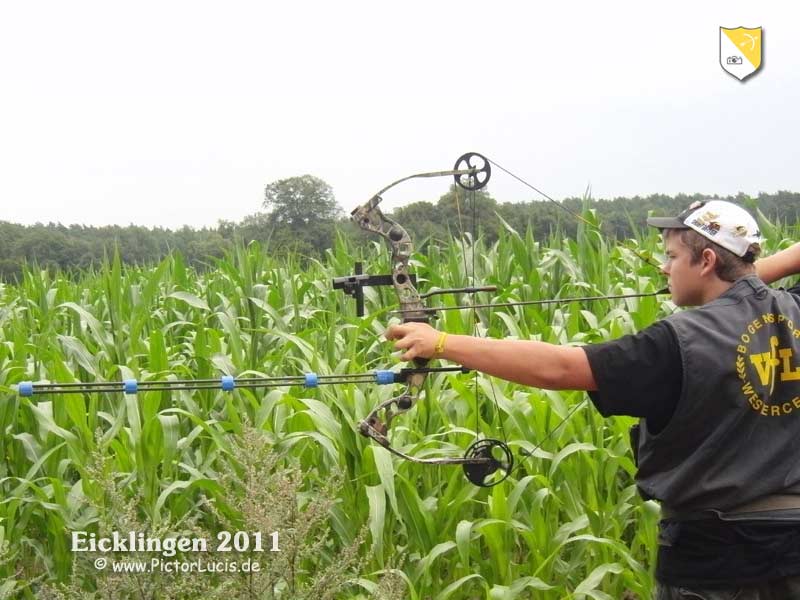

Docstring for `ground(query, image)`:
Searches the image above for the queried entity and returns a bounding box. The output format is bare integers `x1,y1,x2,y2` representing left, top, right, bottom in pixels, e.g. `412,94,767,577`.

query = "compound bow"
336,152,514,487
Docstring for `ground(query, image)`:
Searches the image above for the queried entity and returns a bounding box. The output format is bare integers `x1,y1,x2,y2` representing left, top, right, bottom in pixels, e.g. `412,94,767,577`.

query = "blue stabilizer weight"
304,373,319,388
18,382,34,397
221,376,235,391
374,370,395,385
123,379,138,395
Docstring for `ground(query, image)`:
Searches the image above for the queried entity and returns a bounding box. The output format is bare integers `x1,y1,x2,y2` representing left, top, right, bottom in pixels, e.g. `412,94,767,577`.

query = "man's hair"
666,229,761,282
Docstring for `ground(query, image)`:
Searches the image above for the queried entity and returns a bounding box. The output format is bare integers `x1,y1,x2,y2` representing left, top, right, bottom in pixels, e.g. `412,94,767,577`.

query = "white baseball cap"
647,200,762,258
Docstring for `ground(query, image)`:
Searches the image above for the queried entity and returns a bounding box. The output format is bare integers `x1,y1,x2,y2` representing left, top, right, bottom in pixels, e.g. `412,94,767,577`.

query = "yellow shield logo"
720,26,763,81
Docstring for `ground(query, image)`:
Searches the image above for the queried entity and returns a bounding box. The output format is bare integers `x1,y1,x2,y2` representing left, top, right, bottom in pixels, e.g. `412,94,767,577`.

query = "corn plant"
0,214,792,599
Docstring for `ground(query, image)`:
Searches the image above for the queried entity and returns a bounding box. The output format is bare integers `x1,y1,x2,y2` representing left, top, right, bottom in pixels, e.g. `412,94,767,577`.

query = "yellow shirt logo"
736,313,800,416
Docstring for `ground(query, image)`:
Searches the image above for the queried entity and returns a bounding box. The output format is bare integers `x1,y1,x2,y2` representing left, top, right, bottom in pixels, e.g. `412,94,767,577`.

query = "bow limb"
350,153,490,242
360,413,514,485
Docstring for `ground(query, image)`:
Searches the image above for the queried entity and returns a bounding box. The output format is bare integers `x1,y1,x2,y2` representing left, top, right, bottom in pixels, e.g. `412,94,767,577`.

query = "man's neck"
701,272,756,305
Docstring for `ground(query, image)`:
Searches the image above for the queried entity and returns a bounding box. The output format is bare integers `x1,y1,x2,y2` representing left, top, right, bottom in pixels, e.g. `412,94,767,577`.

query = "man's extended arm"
756,242,800,284
385,323,597,391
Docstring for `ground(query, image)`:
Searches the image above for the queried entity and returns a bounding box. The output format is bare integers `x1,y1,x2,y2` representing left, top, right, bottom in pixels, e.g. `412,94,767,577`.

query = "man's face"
661,231,706,306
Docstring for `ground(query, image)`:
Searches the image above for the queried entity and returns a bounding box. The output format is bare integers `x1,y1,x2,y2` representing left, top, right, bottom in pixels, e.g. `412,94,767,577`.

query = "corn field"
0,211,795,599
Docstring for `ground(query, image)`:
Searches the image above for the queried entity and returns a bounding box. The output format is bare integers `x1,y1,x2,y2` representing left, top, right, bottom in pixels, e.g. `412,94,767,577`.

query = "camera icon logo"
720,27,762,81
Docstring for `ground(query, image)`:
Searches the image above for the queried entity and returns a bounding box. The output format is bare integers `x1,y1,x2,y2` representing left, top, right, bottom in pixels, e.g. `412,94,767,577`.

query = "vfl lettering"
750,336,779,392
779,349,800,381
736,313,800,416
748,339,800,385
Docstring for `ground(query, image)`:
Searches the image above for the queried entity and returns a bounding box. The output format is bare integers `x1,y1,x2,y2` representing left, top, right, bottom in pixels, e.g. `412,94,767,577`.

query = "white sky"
1,1,797,229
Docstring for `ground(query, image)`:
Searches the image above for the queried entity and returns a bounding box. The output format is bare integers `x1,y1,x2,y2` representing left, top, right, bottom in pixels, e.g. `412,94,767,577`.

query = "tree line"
1,174,798,280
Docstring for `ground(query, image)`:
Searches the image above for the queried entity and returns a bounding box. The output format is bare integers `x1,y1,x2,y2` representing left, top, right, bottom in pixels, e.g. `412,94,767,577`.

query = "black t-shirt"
581,282,800,586
583,320,681,435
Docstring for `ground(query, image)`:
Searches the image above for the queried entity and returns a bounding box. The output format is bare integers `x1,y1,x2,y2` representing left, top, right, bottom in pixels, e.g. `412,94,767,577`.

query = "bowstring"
486,158,663,272
453,180,509,455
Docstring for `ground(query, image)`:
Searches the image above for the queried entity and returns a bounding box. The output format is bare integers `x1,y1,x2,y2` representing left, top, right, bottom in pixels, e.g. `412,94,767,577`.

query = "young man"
385,200,800,597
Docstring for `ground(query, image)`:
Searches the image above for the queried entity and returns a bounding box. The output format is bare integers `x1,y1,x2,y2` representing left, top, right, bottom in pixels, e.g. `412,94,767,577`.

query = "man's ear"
699,247,718,275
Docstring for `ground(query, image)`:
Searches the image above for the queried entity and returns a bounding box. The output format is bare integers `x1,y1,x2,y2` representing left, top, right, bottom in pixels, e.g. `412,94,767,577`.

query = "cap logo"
689,210,721,237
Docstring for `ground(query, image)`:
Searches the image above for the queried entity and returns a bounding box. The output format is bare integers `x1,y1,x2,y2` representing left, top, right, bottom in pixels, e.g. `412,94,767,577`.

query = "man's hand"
385,322,442,361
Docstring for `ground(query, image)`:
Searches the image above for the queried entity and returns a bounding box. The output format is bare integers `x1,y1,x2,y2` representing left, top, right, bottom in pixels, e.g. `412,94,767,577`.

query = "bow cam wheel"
453,152,491,191
463,438,513,487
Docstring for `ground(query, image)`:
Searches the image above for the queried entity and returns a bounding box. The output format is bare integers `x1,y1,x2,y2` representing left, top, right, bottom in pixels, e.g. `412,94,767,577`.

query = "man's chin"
669,291,688,307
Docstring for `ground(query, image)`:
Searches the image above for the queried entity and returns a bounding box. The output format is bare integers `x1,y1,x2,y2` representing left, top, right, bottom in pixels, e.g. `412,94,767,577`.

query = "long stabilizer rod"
14,366,470,397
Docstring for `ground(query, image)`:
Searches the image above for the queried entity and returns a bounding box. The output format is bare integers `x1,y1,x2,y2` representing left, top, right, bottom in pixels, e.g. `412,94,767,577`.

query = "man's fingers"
384,324,406,341
392,348,415,361
395,342,418,362
384,322,432,361
386,326,415,361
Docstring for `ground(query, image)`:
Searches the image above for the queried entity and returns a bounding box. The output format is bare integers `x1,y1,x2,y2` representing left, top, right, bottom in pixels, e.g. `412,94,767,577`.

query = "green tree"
263,175,342,226
262,175,343,256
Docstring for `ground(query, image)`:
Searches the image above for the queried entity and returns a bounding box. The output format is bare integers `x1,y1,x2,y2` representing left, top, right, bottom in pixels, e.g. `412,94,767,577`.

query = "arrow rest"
462,438,514,487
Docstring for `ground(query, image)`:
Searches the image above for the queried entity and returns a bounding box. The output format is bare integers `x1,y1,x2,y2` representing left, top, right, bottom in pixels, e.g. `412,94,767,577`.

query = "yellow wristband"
434,332,448,356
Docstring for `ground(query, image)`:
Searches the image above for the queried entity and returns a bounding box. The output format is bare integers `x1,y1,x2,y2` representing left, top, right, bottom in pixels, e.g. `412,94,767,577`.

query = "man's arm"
385,323,597,391
756,242,800,284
